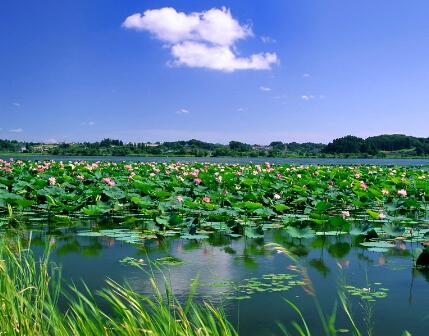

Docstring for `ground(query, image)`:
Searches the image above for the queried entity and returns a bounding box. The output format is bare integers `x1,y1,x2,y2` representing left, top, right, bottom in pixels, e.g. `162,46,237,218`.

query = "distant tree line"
0,139,38,152
1,134,429,157
0,138,327,157
323,134,429,155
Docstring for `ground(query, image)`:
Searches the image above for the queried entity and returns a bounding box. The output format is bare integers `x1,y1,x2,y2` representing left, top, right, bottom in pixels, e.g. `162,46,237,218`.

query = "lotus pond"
1,159,429,335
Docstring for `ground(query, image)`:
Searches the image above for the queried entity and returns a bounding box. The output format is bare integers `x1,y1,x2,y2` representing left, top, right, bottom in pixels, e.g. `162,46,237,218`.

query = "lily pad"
360,241,396,248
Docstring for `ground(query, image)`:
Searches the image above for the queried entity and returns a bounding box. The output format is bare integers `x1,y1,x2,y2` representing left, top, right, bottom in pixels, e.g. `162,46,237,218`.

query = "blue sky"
1,0,428,144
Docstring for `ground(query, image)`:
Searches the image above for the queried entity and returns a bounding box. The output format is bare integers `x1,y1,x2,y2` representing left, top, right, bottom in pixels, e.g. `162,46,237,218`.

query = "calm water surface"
8,224,428,336
3,155,429,166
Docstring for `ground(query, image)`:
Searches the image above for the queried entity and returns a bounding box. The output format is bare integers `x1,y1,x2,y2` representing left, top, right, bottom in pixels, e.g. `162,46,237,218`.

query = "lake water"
11,222,429,336
2,155,429,166
3,157,429,335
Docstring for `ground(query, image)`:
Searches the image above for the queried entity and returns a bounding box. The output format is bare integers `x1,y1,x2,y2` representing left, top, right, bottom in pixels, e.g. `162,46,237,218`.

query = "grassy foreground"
0,241,416,336
0,243,236,336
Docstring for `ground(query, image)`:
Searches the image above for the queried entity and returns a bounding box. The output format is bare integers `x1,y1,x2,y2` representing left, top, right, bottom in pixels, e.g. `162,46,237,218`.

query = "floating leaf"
360,241,396,248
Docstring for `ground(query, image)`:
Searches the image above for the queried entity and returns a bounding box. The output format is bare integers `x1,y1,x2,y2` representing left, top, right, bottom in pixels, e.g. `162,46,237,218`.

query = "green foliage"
1,160,429,241
324,133,429,155
343,283,389,302
324,135,366,154
0,243,237,336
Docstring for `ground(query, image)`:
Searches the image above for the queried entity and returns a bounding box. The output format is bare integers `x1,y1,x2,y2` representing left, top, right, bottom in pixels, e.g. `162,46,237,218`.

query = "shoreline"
1,152,429,160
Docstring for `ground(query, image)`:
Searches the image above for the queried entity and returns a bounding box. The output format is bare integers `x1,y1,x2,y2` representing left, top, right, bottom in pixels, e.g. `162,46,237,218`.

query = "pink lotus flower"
202,196,211,203
360,182,368,189
77,175,85,181
397,189,407,197
341,211,350,219
194,178,202,184
48,177,56,185
381,189,389,195
378,213,386,219
176,195,183,203
273,194,281,200
102,177,115,187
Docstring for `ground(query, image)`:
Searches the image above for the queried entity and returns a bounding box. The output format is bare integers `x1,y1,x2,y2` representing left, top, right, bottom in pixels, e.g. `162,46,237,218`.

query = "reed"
0,242,237,336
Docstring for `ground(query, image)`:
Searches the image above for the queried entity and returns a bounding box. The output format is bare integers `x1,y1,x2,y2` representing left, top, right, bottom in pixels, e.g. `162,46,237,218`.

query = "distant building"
145,143,161,147
252,144,272,151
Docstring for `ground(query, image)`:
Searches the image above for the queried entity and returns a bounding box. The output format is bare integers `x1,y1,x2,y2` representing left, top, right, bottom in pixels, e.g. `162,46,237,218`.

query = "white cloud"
123,7,278,72
301,94,325,101
302,73,311,78
123,7,250,46
176,108,190,114
301,95,315,100
12,102,21,107
259,86,272,91
9,128,23,133
261,36,276,43
171,42,276,71
237,107,245,112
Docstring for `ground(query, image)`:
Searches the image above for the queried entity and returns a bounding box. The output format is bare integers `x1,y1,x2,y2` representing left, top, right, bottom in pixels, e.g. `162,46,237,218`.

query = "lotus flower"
397,189,407,197
102,177,115,187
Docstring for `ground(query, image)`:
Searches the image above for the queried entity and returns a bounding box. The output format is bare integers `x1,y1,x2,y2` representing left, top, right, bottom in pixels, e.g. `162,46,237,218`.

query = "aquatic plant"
0,237,417,335
0,242,237,336
343,283,389,302
267,242,412,336
2,160,428,240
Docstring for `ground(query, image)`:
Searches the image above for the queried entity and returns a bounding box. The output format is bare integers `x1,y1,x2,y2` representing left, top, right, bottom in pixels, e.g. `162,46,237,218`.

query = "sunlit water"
7,224,428,336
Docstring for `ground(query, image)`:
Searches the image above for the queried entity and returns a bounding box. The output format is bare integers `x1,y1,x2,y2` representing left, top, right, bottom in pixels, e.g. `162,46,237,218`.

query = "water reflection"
2,225,429,335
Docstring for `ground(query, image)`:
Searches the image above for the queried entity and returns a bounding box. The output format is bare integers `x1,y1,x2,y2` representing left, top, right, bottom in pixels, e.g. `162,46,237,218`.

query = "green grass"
0,242,237,336
0,239,416,335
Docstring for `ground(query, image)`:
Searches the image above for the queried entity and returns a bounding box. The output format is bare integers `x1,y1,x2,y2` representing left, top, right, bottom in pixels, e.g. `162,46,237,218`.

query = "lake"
2,159,429,335
9,222,427,336
3,154,429,166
